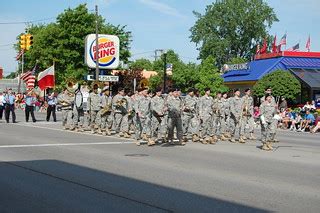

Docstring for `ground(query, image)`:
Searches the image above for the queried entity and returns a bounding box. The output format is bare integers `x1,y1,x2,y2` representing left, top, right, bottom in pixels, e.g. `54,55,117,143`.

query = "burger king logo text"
85,34,120,69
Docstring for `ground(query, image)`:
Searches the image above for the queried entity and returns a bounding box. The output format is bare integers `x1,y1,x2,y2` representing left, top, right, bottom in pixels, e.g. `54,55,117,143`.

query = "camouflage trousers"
212,115,225,136
150,115,166,140
182,113,200,138
89,110,100,129
135,115,151,140
240,116,255,136
200,114,213,138
168,116,183,140
73,107,85,129
62,109,73,128
261,119,277,142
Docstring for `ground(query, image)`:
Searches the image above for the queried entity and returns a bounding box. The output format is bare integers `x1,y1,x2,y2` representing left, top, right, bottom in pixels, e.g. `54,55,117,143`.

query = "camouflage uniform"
241,94,255,139
212,97,225,141
150,94,166,142
229,95,243,142
73,90,85,131
57,91,74,130
221,97,231,137
199,95,213,143
167,96,183,143
87,91,102,133
182,94,199,141
136,95,151,142
112,94,126,135
260,100,277,150
97,94,112,135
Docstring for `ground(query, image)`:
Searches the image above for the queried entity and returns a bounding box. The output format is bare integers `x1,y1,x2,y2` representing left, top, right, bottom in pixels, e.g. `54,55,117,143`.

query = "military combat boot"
261,143,270,151
147,138,154,146
142,133,148,141
177,139,186,146
220,134,227,141
124,132,131,138
102,131,107,136
266,142,273,151
202,137,208,144
119,132,124,137
209,136,217,144
229,138,236,143
239,136,246,143
97,128,102,134
248,133,256,140
106,129,111,136
135,140,141,146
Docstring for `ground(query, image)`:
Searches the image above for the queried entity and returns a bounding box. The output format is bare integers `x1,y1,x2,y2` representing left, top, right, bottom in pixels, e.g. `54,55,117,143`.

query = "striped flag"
21,64,37,89
287,43,299,52
16,49,24,61
306,35,311,52
279,33,287,46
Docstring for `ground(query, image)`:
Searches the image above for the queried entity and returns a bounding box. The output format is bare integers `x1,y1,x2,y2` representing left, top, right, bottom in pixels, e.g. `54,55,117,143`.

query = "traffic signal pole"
95,5,99,81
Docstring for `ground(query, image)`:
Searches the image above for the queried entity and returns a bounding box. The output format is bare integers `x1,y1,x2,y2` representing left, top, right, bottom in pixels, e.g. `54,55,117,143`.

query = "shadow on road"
0,160,268,212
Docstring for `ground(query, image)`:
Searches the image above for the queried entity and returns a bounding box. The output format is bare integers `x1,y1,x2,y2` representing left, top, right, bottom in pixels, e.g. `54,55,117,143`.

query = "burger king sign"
85,34,120,69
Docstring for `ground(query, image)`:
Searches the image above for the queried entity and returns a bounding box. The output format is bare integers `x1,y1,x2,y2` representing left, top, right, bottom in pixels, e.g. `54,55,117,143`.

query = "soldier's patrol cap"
187,88,194,93
204,87,210,92
172,87,180,92
245,88,251,92
155,87,162,92
118,87,124,92
234,88,240,92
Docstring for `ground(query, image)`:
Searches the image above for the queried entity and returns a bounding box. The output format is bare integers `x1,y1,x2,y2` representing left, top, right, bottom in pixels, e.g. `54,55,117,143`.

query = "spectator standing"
46,92,57,122
24,89,37,122
310,100,316,112
0,92,4,120
4,88,16,123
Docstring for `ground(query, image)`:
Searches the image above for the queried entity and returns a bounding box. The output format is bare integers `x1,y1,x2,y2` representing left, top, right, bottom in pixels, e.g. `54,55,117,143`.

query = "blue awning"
223,56,320,83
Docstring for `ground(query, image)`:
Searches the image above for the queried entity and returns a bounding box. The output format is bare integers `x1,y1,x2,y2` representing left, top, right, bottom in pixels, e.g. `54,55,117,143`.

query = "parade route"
0,111,320,212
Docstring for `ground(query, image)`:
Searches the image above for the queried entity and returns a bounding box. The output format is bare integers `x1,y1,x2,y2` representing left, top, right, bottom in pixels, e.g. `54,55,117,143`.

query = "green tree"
253,70,301,101
129,58,153,71
17,4,131,89
190,0,278,67
195,56,228,95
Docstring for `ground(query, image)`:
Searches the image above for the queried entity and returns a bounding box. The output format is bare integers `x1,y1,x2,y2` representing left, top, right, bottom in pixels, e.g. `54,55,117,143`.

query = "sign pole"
95,5,99,81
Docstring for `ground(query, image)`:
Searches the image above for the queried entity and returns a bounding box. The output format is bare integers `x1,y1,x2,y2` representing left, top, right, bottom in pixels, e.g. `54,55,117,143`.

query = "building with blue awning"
222,51,320,102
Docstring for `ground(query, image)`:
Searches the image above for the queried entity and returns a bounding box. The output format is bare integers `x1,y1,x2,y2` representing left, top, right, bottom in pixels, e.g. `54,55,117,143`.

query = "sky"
1,0,320,76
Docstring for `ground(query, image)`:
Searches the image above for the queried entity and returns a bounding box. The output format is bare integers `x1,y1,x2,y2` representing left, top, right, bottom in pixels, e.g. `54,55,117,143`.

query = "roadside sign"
87,75,119,82
84,34,120,69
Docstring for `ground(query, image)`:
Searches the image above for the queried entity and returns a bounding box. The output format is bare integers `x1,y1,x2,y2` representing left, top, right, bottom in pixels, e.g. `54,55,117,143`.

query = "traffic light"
25,34,33,50
20,34,26,50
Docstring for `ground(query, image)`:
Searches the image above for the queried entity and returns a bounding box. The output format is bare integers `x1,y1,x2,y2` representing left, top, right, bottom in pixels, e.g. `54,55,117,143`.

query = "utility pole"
163,50,167,93
95,5,99,81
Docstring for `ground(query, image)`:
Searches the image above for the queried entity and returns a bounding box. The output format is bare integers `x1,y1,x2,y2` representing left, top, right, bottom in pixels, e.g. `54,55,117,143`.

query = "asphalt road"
0,110,319,212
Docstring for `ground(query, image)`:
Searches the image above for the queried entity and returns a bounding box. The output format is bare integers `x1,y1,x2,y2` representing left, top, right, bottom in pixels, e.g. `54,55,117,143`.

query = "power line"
0,17,55,25
131,51,154,56
0,43,15,47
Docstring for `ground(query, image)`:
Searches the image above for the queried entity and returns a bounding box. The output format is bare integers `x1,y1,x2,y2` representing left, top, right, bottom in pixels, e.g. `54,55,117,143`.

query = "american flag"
306,35,311,52
287,43,299,52
279,33,287,46
20,64,37,89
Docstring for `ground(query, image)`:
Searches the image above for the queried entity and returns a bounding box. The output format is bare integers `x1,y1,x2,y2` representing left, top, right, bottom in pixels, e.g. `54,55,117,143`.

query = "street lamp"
163,50,167,93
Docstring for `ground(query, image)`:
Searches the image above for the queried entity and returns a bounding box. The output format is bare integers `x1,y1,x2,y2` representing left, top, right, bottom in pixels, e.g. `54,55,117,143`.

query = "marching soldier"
112,88,127,136
260,94,278,151
57,88,74,130
260,87,279,143
87,83,102,134
221,92,231,139
97,86,112,136
241,88,256,140
135,88,152,146
182,88,199,142
229,89,244,143
120,89,132,138
212,91,226,142
150,87,167,144
199,88,214,144
167,88,185,146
